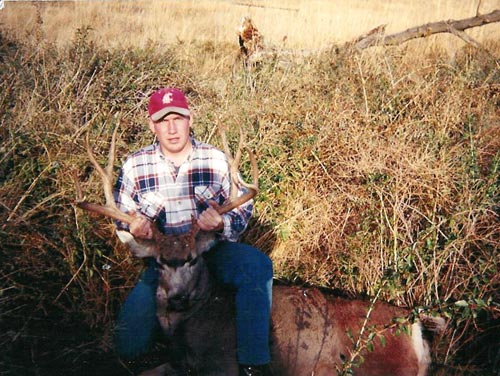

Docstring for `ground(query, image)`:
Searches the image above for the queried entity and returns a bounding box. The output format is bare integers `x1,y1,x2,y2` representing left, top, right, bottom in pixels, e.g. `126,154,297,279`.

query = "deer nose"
168,294,190,311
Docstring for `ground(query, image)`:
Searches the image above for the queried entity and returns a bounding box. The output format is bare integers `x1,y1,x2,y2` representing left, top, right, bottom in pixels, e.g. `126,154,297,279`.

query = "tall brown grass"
1,0,500,50
0,1,499,375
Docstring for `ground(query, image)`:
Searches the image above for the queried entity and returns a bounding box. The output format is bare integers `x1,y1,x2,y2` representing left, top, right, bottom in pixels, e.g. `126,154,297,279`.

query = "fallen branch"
234,2,298,12
354,9,500,50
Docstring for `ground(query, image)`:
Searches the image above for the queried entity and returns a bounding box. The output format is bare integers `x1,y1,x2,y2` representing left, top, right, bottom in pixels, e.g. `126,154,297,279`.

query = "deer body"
270,286,430,376
117,231,442,376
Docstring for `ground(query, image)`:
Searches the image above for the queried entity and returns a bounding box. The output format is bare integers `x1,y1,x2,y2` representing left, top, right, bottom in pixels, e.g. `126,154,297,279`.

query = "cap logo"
162,92,173,104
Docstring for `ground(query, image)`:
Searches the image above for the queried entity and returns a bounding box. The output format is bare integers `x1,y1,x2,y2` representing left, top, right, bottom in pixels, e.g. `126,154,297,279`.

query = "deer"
76,124,445,376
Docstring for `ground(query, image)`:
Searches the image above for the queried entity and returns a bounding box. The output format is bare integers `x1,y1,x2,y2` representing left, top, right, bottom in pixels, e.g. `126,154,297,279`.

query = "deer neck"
156,257,213,336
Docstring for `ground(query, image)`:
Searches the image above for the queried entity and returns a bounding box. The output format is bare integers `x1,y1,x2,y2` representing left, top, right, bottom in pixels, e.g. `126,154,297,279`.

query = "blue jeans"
114,241,273,365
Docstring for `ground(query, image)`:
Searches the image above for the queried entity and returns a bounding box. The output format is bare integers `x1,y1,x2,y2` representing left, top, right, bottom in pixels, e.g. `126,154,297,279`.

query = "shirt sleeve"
113,163,140,230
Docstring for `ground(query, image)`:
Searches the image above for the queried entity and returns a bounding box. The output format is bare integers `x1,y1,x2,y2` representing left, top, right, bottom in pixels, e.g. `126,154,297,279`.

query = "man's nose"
166,121,177,133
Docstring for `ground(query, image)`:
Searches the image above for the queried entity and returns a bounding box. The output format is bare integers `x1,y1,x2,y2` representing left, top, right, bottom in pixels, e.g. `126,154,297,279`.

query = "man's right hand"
129,212,154,239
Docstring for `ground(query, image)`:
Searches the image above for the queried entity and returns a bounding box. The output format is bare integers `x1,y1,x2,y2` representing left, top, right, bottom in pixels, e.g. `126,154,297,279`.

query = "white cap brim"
151,107,190,122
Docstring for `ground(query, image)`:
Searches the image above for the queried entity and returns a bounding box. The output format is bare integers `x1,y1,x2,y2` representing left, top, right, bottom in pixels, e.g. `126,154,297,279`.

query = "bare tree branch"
354,9,500,50
449,27,482,49
476,0,483,17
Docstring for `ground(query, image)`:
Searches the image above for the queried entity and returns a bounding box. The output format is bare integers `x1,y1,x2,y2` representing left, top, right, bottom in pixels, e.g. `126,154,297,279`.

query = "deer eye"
159,256,184,269
157,256,166,269
158,255,198,269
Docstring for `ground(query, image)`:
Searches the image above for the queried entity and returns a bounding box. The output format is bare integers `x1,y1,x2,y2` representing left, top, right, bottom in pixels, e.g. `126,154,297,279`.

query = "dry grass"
0,1,499,375
1,0,500,51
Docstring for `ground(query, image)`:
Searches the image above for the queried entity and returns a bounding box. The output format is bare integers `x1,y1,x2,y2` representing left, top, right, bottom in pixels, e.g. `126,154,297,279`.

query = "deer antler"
217,121,259,215
76,124,134,225
75,122,197,260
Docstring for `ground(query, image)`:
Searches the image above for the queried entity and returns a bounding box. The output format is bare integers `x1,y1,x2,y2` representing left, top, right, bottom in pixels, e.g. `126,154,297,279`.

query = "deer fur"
118,231,444,376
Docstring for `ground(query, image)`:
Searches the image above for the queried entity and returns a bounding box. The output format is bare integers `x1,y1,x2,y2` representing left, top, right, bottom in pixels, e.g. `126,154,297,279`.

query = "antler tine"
243,146,259,192
232,126,245,174
231,126,259,191
217,119,234,164
77,124,134,225
216,120,259,215
84,125,117,207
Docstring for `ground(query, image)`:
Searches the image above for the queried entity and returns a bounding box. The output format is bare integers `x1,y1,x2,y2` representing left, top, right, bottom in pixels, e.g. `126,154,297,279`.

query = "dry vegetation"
0,1,499,375
2,0,500,50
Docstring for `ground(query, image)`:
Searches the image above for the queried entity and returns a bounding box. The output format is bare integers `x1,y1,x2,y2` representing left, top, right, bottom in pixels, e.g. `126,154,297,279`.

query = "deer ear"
116,229,157,258
194,232,218,256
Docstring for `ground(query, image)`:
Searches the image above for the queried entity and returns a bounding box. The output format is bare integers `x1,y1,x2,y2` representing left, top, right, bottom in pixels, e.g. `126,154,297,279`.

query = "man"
113,87,273,376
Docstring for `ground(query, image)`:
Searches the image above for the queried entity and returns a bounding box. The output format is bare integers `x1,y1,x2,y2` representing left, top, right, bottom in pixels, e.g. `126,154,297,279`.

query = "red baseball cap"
148,88,190,121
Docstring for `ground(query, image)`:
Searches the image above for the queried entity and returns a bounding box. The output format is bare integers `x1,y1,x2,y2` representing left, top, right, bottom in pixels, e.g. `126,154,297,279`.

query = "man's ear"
148,118,156,133
188,114,194,129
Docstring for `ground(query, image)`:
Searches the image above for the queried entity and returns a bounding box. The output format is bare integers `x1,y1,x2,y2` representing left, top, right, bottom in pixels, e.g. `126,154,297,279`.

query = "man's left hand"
198,201,224,232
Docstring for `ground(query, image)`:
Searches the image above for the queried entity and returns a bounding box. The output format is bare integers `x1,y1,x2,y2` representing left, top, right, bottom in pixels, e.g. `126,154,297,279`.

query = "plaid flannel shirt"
114,138,253,241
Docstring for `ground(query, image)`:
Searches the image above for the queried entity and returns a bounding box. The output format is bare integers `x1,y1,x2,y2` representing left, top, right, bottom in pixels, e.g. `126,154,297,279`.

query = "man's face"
149,113,193,157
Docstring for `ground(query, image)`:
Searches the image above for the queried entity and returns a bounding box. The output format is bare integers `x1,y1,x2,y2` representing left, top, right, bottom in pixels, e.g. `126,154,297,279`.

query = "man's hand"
129,212,154,239
198,201,224,232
